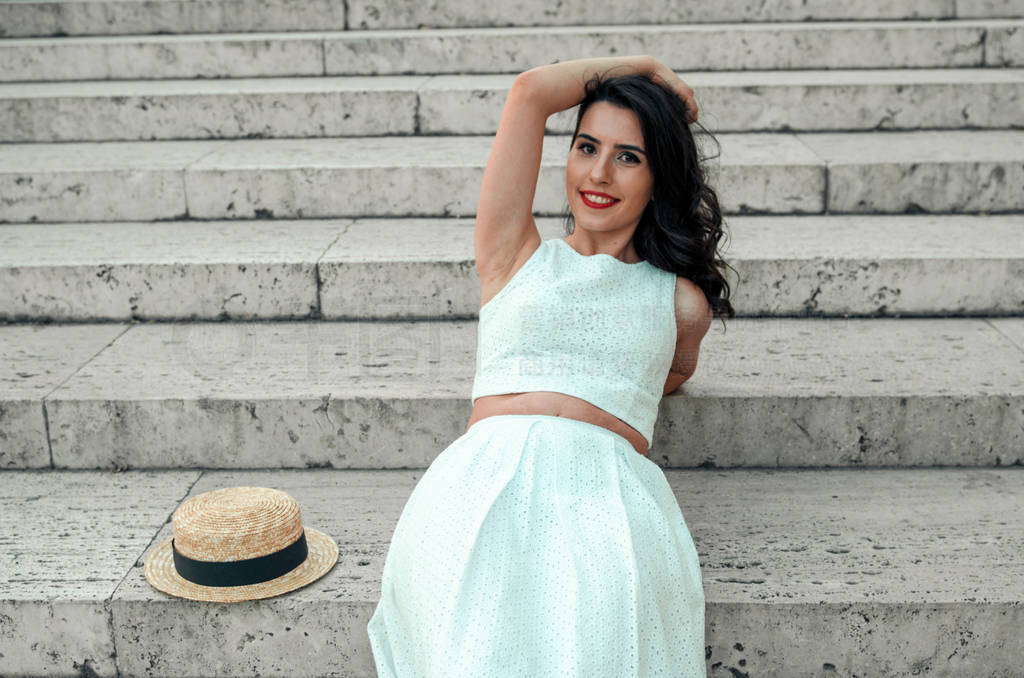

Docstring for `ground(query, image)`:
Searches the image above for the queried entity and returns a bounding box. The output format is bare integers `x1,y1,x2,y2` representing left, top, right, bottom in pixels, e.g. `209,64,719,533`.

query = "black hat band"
171,531,308,587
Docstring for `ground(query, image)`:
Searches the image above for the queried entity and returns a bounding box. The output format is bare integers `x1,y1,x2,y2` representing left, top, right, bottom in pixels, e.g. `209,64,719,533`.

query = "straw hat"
144,486,338,603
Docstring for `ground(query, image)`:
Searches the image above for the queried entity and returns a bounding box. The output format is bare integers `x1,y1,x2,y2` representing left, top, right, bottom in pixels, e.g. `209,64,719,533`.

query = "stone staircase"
1,1,1023,676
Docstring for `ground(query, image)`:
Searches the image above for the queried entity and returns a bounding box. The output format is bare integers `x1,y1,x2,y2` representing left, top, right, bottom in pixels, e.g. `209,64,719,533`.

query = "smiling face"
566,101,654,237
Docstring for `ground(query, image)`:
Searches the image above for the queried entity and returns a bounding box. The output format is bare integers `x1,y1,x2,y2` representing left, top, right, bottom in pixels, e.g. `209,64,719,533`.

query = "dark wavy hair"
564,71,735,326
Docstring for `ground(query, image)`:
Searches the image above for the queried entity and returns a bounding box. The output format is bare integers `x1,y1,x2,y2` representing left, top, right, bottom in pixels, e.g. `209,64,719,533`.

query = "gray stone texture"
0,324,126,469
692,468,1024,676
0,32,326,82
666,317,1024,467
44,321,477,469
0,140,219,223
319,218,481,320
988,20,1024,65
0,0,346,38
1,21,1010,82
0,470,200,677
419,69,1024,135
183,135,511,220
795,129,1024,213
990,316,1024,350
319,215,1024,318
2,215,1020,322
6,128,1019,223
215,131,817,215
0,76,427,142
0,220,350,321
4,467,1021,676
346,0,959,29
179,133,816,218
113,469,384,677
722,214,1024,315
958,0,1024,16
22,317,1024,469
325,22,998,75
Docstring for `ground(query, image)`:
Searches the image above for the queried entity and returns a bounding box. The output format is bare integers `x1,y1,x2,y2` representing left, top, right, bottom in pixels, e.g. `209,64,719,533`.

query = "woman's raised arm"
474,55,697,289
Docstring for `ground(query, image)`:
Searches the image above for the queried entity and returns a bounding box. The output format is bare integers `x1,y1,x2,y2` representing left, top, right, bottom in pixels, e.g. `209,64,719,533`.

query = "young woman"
368,55,735,677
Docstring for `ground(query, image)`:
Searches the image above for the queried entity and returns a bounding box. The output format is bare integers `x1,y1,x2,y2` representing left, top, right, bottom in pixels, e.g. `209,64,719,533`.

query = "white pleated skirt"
367,413,706,677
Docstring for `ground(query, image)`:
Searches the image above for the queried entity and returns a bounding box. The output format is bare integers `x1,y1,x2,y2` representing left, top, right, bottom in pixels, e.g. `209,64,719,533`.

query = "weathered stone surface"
0,324,126,468
0,470,200,677
0,32,325,82
0,140,218,223
45,321,477,469
183,135,502,219
711,132,824,213
2,214,1019,323
989,317,1024,350
419,69,1024,135
795,129,1024,213
346,0,958,29
722,214,1024,314
987,20,1024,66
0,0,346,38
0,220,349,320
33,317,1024,469
693,467,1024,676
325,22,993,75
319,217,480,319
320,215,1024,319
114,469,387,678
179,133,820,220
959,0,1024,18
666,317,1024,467
107,466,1024,677
2,463,1021,677
0,21,1005,82
0,76,427,142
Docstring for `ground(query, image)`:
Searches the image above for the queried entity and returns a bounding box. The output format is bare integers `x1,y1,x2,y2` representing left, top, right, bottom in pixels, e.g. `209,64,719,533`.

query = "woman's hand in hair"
645,58,698,123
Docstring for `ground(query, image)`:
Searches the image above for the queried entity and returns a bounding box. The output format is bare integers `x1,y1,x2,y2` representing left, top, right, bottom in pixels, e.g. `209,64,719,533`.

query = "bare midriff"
466,391,649,457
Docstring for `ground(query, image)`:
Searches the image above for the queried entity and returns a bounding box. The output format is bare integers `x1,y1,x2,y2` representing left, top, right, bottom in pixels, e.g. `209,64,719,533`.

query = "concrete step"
422,69,1024,136
1,0,1020,37
0,0,348,38
0,75,428,142
346,0,1024,30
2,317,1022,470
2,215,1023,322
3,69,1022,142
1,20,1019,82
2,130,1023,223
1,467,1021,676
329,20,1022,75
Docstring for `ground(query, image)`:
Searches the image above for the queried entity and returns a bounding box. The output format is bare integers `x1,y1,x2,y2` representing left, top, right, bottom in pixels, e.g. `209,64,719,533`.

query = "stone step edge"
0,6,1019,38
2,214,1024,321
2,130,1023,222
3,69,1023,141
6,67,1022,95
3,316,1022,469
1,466,1022,676
1,19,1020,82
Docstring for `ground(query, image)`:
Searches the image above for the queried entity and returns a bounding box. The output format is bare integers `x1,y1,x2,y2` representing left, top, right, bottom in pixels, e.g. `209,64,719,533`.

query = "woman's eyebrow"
577,132,646,156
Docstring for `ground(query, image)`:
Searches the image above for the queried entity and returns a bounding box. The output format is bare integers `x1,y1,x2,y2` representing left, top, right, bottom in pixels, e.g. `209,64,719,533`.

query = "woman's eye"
578,143,594,154
619,152,639,163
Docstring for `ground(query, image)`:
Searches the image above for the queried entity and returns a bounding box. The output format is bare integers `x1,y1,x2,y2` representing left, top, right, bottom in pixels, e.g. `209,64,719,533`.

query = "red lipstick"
580,190,620,209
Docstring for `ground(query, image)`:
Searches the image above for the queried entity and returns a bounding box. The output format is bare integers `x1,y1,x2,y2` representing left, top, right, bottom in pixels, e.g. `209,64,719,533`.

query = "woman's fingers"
652,66,698,123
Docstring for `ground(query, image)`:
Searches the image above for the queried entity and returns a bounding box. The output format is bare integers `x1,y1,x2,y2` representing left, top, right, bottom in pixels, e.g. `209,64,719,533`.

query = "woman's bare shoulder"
673,275,713,336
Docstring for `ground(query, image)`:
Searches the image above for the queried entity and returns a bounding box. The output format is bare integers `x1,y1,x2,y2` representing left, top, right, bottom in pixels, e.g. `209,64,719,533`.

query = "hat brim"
144,527,339,603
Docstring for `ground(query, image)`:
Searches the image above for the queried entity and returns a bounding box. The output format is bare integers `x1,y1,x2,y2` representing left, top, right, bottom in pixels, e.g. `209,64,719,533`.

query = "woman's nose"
589,155,612,184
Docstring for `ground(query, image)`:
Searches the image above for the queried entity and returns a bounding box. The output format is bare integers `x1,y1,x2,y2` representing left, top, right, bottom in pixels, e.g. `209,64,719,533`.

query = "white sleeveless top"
471,237,678,447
